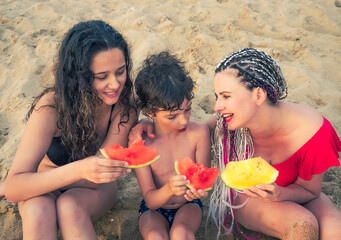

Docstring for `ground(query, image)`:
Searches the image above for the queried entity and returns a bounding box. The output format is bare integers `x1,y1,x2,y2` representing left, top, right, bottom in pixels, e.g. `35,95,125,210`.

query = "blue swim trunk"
138,199,203,226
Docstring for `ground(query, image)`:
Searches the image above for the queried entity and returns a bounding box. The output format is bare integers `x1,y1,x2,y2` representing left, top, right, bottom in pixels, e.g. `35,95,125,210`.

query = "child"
133,52,211,240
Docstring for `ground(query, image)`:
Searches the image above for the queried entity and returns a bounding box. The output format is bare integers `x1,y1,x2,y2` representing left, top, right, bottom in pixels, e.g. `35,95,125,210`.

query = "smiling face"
152,98,192,133
91,48,127,106
214,68,258,130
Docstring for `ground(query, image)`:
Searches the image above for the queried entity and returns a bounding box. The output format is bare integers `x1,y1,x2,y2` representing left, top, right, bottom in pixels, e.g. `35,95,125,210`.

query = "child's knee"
145,230,169,240
170,224,195,240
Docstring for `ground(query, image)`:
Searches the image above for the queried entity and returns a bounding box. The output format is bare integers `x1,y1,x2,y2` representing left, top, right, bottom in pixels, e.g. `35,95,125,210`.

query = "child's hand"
169,175,188,196
184,189,208,201
80,155,131,184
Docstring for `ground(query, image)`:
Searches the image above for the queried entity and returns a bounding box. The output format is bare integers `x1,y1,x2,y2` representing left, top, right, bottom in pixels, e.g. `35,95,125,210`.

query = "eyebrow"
218,91,231,94
93,64,126,75
165,102,192,117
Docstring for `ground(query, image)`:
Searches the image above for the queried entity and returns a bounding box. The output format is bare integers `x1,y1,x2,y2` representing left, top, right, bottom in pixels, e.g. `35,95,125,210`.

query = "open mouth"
104,91,118,98
223,113,233,119
179,127,187,132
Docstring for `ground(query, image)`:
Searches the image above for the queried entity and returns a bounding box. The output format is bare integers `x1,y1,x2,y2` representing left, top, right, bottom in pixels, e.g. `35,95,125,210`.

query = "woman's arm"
5,98,82,202
194,122,211,167
245,174,323,204
128,118,155,144
205,115,217,138
5,96,133,203
279,174,322,203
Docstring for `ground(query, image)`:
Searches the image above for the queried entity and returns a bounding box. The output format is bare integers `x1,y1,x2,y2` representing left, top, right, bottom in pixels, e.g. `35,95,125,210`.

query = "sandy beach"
0,0,340,239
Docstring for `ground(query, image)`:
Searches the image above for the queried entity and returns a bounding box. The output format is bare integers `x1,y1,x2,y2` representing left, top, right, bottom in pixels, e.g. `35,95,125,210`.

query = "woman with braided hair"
129,48,341,239
208,48,341,239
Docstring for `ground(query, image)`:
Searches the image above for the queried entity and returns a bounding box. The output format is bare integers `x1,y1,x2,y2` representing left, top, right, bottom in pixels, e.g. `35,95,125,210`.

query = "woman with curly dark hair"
5,20,137,239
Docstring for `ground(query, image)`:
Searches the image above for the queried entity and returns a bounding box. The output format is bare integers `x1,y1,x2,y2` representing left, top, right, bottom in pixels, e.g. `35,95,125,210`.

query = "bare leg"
139,210,170,240
170,203,202,240
304,193,341,240
56,181,117,240
18,193,58,240
234,195,318,240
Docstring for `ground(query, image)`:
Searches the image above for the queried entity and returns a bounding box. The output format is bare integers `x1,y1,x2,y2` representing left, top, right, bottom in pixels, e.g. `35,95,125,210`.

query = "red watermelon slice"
99,139,160,168
174,157,220,191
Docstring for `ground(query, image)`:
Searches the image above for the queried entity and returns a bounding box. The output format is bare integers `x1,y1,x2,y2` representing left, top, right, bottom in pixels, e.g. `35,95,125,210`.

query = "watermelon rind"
100,147,160,168
99,148,109,159
174,159,197,190
99,139,160,168
220,157,279,191
126,155,160,169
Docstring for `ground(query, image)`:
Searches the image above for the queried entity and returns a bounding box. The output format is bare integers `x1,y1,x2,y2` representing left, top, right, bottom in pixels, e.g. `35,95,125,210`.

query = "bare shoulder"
188,121,210,136
294,103,323,129
26,91,58,136
285,102,323,137
36,91,56,107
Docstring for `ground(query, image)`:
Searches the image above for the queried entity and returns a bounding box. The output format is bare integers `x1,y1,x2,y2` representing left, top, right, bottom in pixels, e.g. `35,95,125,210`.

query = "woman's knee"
19,195,57,232
56,192,86,223
284,211,319,240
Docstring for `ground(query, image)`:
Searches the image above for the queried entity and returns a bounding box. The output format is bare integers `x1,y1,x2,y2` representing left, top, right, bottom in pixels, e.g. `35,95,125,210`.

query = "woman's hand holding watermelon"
79,155,131,184
243,183,282,202
168,175,189,196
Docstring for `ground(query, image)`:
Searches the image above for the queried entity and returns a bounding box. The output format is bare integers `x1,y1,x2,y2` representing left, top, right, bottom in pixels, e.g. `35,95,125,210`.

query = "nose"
108,75,119,89
179,113,189,126
214,98,224,112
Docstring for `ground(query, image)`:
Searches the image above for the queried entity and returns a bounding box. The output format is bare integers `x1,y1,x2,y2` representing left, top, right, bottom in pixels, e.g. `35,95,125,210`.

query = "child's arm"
184,122,211,201
194,122,211,167
135,166,188,209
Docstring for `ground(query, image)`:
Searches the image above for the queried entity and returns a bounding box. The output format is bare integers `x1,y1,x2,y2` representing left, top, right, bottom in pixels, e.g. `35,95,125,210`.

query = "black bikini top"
46,104,115,166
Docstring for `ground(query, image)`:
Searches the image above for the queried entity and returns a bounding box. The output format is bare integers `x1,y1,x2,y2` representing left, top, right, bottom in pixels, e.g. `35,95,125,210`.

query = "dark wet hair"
27,20,133,160
215,48,287,104
135,51,194,116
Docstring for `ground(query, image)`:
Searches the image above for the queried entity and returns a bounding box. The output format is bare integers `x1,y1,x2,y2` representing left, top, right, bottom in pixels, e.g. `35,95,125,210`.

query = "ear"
255,87,267,105
144,112,156,119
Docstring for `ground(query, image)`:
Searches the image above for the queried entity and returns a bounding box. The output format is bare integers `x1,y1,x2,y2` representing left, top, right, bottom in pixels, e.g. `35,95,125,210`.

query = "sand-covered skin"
0,0,340,239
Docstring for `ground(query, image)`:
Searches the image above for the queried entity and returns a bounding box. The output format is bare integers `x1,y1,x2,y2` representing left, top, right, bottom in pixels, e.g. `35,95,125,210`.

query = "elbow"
4,182,20,203
4,189,18,204
144,200,158,210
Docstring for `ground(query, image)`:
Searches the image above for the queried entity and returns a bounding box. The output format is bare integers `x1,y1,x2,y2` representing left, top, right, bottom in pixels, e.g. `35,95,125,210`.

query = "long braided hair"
207,48,288,239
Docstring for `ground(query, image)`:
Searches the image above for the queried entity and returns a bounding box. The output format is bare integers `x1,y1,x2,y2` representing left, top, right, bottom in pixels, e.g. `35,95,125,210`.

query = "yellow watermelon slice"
99,139,160,168
174,157,220,191
220,157,279,191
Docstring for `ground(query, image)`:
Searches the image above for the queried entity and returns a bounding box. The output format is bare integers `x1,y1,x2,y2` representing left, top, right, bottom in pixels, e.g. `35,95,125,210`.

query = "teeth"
223,113,233,118
105,92,116,95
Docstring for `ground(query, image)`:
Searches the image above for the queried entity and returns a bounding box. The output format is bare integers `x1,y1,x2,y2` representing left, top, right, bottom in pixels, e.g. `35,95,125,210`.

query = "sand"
0,0,340,239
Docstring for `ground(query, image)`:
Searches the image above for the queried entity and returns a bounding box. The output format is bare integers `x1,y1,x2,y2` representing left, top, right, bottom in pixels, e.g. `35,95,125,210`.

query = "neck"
248,101,287,141
153,122,181,139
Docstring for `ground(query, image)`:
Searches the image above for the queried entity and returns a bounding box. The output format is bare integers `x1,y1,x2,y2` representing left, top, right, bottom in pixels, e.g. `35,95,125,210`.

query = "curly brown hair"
27,20,134,161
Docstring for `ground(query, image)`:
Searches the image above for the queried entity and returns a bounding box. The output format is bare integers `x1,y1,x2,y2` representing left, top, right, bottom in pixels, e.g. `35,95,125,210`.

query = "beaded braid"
208,48,287,239
215,48,288,103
